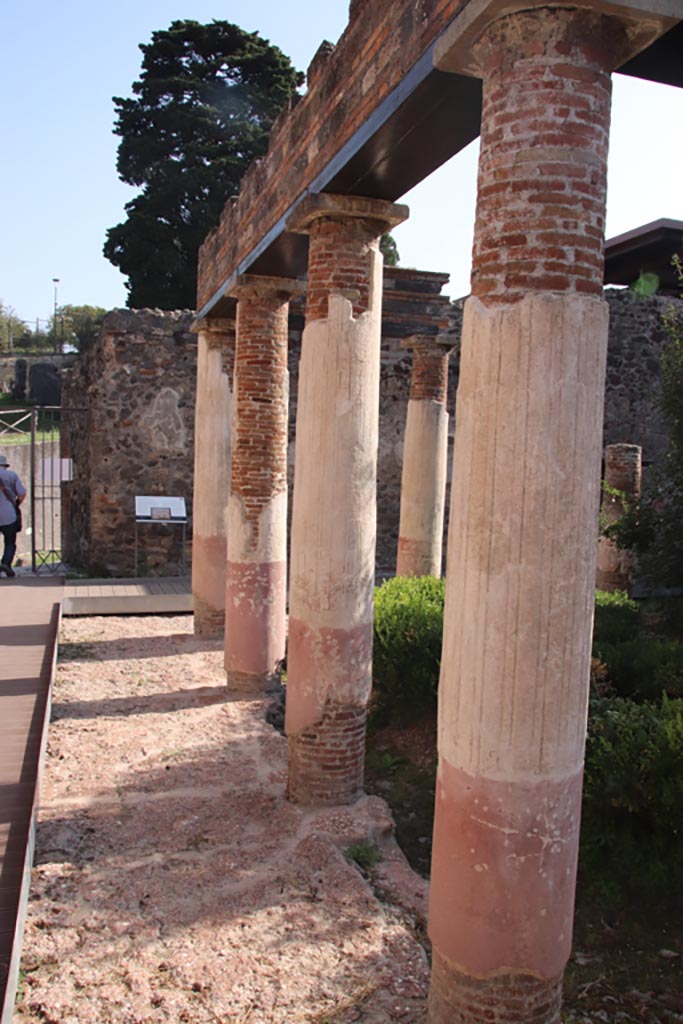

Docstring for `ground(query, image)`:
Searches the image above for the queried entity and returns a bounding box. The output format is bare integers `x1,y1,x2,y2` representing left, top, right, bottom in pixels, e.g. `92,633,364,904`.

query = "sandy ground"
15,615,430,1024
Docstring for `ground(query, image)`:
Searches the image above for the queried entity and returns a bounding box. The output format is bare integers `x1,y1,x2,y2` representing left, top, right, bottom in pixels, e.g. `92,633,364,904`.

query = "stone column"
191,318,235,637
224,275,305,692
285,194,408,805
396,334,454,578
596,443,642,593
429,4,674,1022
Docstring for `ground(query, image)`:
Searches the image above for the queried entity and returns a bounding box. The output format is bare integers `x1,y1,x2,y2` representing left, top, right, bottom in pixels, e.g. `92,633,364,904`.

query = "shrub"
372,575,445,723
592,589,642,648
595,636,683,700
580,695,683,903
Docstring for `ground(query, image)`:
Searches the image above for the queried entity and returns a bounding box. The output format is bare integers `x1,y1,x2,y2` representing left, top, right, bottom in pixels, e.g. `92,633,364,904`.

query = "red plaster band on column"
429,759,583,980
396,535,435,578
285,617,373,737
224,560,287,678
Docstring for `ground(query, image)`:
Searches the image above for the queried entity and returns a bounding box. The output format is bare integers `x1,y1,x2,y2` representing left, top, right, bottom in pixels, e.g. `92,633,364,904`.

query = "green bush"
580,695,683,903
595,636,683,700
592,589,642,648
372,575,445,722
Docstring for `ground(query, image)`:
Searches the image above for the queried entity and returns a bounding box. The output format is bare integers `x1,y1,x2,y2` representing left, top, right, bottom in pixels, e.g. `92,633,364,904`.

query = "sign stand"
134,495,187,577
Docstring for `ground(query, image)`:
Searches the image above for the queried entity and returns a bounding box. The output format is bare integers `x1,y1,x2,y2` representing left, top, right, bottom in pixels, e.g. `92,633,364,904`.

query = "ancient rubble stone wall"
62,309,196,576
603,288,681,472
197,0,466,309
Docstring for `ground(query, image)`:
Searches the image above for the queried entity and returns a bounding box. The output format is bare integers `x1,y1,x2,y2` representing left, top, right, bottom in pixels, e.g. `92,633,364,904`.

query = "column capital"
287,193,409,235
434,0,679,77
226,274,306,302
190,316,235,334
400,333,457,353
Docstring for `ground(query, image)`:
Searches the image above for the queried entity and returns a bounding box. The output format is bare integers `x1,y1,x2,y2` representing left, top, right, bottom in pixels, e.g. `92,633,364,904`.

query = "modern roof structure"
604,218,683,292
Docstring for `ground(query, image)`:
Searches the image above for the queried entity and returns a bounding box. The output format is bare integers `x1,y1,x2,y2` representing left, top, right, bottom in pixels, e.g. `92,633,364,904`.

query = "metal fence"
0,406,83,573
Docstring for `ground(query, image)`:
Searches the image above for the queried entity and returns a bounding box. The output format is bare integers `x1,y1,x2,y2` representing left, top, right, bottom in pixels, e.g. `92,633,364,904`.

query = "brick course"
470,10,625,305
232,290,290,530
429,953,563,1024
408,341,450,403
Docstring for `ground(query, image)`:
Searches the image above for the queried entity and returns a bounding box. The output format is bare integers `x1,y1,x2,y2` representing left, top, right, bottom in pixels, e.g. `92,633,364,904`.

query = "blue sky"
2,0,682,326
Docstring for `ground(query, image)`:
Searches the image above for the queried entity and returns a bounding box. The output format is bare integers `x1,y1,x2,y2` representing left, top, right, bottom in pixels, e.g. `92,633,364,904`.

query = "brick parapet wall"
197,0,465,310
62,309,196,576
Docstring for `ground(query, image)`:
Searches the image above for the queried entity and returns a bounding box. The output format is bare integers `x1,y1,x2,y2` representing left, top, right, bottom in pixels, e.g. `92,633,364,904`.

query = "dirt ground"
15,615,430,1024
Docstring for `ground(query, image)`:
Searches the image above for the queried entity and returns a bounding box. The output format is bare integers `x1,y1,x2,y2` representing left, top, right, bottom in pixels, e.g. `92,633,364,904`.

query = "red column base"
429,952,563,1024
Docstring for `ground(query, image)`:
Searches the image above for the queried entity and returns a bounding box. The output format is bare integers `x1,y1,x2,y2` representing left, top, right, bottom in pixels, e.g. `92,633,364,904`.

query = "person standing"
0,454,27,578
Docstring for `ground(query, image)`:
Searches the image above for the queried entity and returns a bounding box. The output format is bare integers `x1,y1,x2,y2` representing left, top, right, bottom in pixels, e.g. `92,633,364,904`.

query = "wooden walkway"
62,575,193,616
0,577,62,1023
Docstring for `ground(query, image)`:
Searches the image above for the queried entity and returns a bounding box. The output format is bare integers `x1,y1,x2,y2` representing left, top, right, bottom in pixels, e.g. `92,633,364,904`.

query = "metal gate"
0,406,83,574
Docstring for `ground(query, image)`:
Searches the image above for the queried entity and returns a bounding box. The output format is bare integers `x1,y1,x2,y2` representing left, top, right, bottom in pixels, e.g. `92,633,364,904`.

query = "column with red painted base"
285,194,408,805
429,3,676,1022
192,317,235,637
396,334,454,578
225,275,305,692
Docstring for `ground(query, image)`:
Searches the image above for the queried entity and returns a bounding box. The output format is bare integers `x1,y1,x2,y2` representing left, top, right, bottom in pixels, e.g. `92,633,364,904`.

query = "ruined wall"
0,354,76,402
603,288,681,470
62,309,196,576
60,288,679,577
197,0,466,309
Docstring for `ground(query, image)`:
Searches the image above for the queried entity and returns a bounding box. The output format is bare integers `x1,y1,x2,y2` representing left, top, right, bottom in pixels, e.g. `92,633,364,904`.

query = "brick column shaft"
596,443,642,592
397,335,453,578
428,8,639,1023
225,276,303,691
285,194,408,804
192,319,234,637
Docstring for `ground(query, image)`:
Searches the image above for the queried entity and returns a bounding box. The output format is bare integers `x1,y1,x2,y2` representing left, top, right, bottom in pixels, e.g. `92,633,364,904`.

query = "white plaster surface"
289,272,382,635
193,336,232,538
397,400,449,575
227,491,288,563
438,294,609,780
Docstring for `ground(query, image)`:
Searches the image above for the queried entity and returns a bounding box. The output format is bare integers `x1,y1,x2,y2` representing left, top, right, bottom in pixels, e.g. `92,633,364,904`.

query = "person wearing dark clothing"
0,454,27,578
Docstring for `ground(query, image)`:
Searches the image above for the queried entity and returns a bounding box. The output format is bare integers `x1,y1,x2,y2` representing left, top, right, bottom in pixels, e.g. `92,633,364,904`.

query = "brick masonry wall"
197,0,466,310
61,309,196,576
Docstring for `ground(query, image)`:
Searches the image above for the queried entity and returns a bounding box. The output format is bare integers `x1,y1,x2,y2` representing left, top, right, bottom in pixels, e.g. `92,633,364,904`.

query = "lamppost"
52,278,60,354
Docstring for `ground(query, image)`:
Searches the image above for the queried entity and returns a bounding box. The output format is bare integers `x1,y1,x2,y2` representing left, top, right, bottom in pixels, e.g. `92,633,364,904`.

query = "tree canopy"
104,20,303,310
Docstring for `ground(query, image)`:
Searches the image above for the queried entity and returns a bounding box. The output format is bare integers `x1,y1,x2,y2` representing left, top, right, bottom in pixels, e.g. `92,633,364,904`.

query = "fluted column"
191,317,235,637
285,194,408,805
396,334,454,578
428,3,674,1021
224,275,305,692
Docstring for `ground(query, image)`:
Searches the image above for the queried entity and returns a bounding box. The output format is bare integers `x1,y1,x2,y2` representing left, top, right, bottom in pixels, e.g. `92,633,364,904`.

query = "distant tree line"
0,302,106,354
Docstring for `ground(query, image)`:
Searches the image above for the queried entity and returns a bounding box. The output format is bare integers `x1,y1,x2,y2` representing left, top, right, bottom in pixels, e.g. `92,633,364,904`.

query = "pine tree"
104,20,303,309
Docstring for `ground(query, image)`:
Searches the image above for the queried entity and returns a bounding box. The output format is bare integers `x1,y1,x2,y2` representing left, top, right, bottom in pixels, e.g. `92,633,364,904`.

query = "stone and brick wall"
59,285,681,578
61,309,196,576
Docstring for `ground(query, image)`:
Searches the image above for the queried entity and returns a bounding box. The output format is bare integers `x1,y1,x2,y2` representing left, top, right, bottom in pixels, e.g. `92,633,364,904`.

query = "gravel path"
15,615,429,1024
